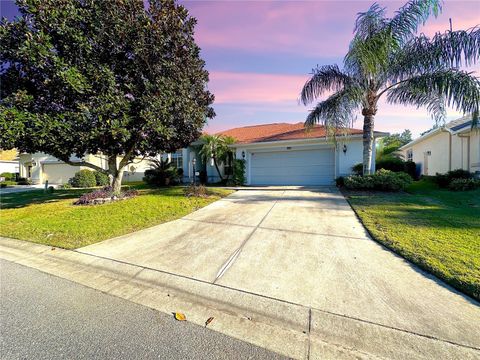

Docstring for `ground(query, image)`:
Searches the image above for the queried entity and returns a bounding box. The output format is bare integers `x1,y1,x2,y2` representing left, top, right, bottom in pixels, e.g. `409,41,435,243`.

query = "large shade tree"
0,0,214,191
301,0,480,174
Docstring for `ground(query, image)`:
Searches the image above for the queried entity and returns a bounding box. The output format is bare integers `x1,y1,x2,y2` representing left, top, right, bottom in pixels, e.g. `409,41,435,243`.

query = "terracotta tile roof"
216,122,363,144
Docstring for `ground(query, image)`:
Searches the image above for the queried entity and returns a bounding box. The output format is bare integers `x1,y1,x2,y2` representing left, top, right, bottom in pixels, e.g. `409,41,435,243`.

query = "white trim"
399,127,452,150
230,133,388,149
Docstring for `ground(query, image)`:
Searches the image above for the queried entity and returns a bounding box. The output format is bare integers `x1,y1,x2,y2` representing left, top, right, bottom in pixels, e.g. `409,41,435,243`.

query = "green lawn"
0,186,233,249
346,179,480,300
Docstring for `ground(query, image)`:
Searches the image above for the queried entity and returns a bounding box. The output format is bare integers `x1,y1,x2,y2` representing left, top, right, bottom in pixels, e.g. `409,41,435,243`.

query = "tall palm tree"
301,0,480,174
199,134,236,182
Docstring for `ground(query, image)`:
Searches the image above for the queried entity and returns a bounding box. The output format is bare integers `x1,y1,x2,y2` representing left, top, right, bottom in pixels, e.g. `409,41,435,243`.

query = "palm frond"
389,0,442,44
354,3,388,39
389,28,480,82
386,69,480,125
345,32,398,79
305,87,362,137
300,65,353,105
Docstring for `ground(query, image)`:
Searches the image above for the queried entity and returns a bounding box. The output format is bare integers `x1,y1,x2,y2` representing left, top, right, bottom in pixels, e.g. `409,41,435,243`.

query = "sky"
2,0,479,138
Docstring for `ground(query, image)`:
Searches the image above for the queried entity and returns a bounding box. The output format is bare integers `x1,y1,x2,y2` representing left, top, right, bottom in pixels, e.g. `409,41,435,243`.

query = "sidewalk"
1,237,479,359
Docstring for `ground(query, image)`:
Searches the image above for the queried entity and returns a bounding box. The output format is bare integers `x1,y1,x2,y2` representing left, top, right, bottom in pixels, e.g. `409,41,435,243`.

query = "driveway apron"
79,187,480,351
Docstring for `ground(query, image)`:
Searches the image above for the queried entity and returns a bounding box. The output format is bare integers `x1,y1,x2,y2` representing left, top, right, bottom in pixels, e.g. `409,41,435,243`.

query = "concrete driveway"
79,188,480,353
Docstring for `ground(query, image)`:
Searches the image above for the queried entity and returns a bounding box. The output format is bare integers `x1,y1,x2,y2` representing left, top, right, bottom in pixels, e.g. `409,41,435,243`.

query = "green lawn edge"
344,181,480,301
0,185,234,250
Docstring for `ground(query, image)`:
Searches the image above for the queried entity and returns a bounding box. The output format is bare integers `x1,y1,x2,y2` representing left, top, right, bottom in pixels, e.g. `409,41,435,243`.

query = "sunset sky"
2,0,479,137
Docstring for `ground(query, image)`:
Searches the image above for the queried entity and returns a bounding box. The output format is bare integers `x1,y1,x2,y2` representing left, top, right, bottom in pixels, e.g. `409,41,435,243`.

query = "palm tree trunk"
362,110,375,175
213,158,224,182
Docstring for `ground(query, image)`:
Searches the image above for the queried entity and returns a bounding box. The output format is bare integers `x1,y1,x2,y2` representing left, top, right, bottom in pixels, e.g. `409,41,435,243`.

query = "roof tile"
216,122,363,144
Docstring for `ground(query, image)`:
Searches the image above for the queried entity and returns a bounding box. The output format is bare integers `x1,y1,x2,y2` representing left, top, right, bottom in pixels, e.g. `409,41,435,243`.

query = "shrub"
183,184,208,197
143,159,178,186
17,177,31,185
69,169,97,188
58,183,72,189
376,157,406,172
344,169,412,191
232,159,246,185
351,163,363,175
0,172,14,181
0,183,7,188
47,186,55,193
335,176,345,187
434,169,473,188
199,170,207,184
404,161,417,179
448,178,480,191
94,171,109,186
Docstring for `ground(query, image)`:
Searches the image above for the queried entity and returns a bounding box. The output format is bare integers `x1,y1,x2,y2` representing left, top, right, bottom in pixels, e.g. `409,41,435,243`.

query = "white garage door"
250,148,335,185
43,164,80,184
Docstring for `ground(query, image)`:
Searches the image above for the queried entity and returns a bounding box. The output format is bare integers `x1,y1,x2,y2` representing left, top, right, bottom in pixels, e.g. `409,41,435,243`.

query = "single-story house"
0,149,20,176
183,122,387,186
18,122,386,186
18,153,158,185
0,160,19,176
399,115,480,176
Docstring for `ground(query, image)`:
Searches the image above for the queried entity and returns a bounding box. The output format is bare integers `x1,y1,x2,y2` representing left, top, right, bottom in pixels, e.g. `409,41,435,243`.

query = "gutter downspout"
458,133,471,171
448,132,452,171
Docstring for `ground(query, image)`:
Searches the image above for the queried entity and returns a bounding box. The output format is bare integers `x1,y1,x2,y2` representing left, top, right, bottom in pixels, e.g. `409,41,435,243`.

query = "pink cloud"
210,71,309,104
183,0,358,56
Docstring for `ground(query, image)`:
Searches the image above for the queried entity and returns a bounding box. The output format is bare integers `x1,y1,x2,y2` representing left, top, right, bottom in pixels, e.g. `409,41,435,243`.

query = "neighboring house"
399,115,480,176
18,153,159,185
183,122,387,186
0,149,20,176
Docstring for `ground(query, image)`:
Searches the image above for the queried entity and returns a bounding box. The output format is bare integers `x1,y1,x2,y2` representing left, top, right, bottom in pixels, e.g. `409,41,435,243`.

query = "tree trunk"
362,109,376,175
111,171,124,194
107,155,123,193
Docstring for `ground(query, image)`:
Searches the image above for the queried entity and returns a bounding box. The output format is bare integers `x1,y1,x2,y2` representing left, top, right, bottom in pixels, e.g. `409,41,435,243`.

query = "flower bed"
74,186,139,205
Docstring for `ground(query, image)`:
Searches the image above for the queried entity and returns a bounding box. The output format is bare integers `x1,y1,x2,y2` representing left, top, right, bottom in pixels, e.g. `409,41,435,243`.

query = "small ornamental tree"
0,0,214,192
199,134,236,182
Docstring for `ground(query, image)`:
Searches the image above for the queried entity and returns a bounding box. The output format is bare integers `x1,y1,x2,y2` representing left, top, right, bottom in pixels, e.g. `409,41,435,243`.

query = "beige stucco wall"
401,131,450,175
402,128,479,175
18,152,156,184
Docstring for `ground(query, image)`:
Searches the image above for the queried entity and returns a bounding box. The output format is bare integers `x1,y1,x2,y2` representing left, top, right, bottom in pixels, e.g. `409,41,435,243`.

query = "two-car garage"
249,147,335,186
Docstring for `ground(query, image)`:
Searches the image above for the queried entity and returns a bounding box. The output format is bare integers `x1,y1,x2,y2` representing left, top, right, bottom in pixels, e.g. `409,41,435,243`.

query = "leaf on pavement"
205,317,214,327
174,312,186,321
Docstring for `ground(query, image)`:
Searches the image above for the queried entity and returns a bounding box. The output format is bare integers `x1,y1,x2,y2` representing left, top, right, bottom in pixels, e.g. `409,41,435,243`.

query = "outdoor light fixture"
241,151,245,159
343,144,347,154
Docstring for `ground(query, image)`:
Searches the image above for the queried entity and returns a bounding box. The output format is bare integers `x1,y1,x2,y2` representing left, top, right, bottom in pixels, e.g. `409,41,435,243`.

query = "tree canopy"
0,0,214,190
301,0,480,174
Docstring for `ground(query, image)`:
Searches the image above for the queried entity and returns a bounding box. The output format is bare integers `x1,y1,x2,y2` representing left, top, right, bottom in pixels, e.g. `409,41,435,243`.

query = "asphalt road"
0,259,285,360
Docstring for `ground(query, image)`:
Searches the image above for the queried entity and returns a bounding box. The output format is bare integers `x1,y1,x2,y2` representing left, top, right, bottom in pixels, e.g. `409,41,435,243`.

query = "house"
399,115,480,176
0,150,19,176
18,153,159,185
18,122,386,186
183,122,387,186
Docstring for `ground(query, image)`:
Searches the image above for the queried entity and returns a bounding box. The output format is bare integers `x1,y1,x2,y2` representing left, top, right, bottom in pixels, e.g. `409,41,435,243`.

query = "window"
407,149,413,162
171,150,183,169
224,153,233,176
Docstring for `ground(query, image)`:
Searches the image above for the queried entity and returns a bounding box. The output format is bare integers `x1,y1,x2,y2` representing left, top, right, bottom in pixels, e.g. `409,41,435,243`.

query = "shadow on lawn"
0,189,86,209
0,185,192,210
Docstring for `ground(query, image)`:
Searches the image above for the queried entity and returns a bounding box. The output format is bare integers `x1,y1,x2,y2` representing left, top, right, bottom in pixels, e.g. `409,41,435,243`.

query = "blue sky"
2,0,479,137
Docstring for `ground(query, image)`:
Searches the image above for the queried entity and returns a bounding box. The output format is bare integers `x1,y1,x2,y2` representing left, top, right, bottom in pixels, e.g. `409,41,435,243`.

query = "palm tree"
301,0,480,175
199,134,236,182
